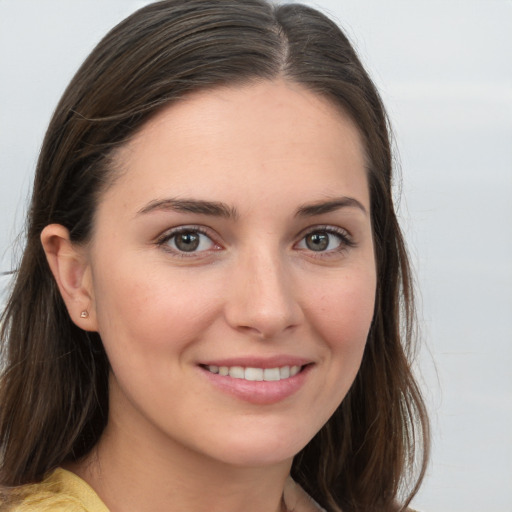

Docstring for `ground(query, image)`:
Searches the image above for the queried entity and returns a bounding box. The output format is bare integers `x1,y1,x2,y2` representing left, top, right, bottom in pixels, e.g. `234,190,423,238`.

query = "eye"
158,227,218,254
296,227,353,253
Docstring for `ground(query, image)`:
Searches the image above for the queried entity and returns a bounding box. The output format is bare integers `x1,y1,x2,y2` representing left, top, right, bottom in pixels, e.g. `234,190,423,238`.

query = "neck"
70,408,292,512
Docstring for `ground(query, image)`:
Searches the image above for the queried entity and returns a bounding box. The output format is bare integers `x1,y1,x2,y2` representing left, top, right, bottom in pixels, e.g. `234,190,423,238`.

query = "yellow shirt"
5,469,325,512
5,468,109,512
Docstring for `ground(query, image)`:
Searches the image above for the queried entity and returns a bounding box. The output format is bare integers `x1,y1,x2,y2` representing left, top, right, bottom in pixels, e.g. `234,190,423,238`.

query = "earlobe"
40,224,97,331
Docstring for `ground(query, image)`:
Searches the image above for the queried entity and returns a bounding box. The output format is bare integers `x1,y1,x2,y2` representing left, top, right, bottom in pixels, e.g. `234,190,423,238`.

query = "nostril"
235,321,298,340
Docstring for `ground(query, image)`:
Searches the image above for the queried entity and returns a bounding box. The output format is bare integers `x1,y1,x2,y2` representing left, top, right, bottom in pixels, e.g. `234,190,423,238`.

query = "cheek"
313,270,375,344
90,261,221,360
307,267,376,397
292,269,375,437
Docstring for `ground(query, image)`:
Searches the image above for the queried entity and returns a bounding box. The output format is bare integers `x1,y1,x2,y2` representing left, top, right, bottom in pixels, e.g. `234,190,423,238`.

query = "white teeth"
263,367,280,381
290,365,301,377
229,366,244,379
206,364,303,381
245,367,263,381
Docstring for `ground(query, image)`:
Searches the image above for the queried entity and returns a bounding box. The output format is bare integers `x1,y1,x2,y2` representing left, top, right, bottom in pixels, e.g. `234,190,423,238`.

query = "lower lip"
198,365,312,405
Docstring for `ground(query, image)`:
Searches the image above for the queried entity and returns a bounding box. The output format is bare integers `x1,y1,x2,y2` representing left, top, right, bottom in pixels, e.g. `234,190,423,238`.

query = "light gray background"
1,1,511,510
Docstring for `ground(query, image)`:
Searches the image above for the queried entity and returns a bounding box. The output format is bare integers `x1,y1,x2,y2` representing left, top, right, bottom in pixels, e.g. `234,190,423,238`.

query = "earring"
80,310,89,319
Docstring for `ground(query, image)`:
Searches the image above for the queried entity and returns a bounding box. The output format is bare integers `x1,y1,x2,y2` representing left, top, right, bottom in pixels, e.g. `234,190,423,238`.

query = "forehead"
103,80,369,214
128,80,365,155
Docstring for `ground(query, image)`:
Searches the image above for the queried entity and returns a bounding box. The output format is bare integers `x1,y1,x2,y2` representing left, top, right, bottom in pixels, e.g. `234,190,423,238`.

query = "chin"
199,424,314,468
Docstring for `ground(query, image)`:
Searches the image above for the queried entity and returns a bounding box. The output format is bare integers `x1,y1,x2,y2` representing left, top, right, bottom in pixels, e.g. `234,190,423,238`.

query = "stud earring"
80,310,89,319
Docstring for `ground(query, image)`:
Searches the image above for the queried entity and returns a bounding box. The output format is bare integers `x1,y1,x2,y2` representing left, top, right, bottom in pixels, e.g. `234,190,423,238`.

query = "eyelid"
294,224,356,253
155,225,223,256
297,224,353,240
154,224,355,259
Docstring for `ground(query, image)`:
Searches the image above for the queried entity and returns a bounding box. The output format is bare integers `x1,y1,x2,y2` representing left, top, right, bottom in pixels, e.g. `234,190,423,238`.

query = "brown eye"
305,232,330,251
161,228,216,254
174,232,200,252
296,227,353,254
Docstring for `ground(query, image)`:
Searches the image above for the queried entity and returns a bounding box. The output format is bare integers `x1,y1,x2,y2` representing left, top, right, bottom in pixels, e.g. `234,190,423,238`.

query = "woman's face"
84,80,376,467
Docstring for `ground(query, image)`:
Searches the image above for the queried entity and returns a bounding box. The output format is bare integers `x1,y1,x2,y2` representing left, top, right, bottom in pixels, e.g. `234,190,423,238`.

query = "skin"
42,80,376,512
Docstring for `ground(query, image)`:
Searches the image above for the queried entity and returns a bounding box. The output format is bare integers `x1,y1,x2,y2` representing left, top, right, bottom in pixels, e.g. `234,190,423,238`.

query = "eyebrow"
137,198,239,219
295,197,368,217
137,195,367,220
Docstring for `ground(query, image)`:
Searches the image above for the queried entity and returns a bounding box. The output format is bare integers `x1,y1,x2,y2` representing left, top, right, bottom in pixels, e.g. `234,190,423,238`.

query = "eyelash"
295,225,356,257
155,225,355,258
156,225,221,258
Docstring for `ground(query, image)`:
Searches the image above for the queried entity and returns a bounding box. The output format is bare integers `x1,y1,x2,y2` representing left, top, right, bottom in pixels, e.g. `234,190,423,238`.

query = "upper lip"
198,355,313,369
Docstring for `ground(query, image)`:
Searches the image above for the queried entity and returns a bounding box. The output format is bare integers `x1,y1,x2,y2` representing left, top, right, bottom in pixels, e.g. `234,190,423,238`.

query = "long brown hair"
0,1,429,510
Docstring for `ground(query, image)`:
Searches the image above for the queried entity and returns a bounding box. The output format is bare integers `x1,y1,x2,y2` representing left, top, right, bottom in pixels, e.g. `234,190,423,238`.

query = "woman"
0,1,429,511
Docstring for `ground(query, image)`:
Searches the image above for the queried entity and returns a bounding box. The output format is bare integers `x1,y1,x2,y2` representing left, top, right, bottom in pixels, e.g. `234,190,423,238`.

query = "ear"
41,224,98,331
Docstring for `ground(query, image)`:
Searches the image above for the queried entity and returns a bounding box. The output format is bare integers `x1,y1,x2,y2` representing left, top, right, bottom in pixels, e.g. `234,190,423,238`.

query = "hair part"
0,1,429,510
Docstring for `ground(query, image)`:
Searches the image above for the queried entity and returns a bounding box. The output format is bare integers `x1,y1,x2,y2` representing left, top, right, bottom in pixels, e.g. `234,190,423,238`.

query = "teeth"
245,367,263,381
290,365,301,377
229,366,244,379
263,368,280,381
206,364,303,381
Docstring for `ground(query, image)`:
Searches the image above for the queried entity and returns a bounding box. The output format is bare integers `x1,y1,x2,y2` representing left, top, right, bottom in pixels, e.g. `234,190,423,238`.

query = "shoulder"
7,494,87,512
283,477,326,512
282,480,423,512
3,468,109,512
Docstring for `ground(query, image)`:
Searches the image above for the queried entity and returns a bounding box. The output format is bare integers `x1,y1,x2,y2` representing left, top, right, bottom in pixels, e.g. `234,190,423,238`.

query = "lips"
198,357,312,405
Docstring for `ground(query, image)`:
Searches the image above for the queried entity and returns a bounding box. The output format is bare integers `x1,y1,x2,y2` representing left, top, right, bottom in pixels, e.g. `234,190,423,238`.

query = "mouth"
198,358,313,404
200,364,305,382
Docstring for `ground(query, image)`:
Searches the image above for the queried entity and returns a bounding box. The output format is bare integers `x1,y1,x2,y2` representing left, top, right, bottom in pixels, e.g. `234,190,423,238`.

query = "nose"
224,248,303,339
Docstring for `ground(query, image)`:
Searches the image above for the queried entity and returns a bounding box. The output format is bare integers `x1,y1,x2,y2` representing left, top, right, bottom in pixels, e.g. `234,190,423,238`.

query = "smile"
204,365,302,381
199,360,312,405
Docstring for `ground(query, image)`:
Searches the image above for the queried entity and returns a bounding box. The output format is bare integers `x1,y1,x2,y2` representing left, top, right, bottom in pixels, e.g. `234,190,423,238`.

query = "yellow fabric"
6,468,109,512
4,468,419,512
